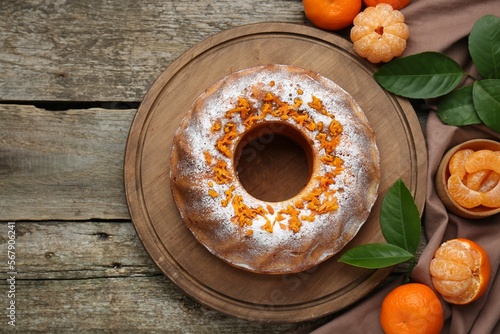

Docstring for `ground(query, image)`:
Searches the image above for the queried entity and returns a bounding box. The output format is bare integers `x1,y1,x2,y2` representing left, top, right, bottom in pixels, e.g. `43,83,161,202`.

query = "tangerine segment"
430,238,491,305
478,171,500,192
380,283,444,334
465,149,500,174
448,149,474,179
481,178,500,208
447,174,482,208
466,169,491,191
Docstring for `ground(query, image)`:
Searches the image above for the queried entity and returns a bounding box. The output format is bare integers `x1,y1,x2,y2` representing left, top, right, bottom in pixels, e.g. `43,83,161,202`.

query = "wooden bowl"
435,139,500,219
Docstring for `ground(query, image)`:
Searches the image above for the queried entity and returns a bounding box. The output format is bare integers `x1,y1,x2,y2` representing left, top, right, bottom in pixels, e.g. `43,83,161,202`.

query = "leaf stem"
464,72,480,81
404,257,417,283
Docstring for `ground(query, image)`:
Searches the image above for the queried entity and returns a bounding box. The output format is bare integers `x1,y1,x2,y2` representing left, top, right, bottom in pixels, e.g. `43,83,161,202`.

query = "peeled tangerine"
430,238,491,305
447,149,500,209
350,3,409,63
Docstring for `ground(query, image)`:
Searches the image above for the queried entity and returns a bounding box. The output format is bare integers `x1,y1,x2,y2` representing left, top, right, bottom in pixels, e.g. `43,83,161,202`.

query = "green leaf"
473,79,500,132
338,243,414,269
374,52,465,99
437,86,482,126
380,179,421,255
469,15,500,79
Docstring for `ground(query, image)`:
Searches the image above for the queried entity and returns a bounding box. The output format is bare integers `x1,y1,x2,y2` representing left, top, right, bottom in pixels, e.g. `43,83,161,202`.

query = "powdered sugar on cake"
170,64,380,274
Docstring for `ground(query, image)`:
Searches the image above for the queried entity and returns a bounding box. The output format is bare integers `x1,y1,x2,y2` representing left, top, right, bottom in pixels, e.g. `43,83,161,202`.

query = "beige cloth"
305,1,500,333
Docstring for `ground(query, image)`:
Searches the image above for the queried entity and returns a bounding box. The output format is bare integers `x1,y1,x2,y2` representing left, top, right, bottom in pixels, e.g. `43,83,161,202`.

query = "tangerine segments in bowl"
447,149,500,208
435,139,500,219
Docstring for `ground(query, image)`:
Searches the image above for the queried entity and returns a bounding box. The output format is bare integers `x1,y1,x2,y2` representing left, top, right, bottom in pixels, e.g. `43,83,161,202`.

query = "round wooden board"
124,23,427,323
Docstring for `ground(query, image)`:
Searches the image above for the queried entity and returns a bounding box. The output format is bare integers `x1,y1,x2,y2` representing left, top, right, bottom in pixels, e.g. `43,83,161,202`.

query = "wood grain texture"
0,221,406,332
0,0,430,330
124,23,427,322
0,221,158,280
0,222,299,333
0,104,133,220
4,277,300,333
0,102,427,222
0,0,304,102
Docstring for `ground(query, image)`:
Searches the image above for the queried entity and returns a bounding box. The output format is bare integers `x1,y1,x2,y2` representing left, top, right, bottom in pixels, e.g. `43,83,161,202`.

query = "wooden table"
0,1,426,332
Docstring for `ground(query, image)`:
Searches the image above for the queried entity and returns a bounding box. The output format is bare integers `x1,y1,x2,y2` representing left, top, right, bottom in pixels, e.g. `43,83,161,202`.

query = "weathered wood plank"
2,276,303,333
0,220,411,280
0,0,305,102
0,103,427,221
1,221,158,279
0,104,133,220
0,221,397,332
0,221,314,332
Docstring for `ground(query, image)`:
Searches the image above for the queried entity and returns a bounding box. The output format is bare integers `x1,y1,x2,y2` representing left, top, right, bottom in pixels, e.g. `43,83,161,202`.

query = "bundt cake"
170,64,380,274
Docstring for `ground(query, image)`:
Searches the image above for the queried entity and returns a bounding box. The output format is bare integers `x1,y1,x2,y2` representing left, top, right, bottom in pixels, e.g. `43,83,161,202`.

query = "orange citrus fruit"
478,171,500,192
363,0,410,10
303,0,362,31
446,148,500,209
481,176,500,207
465,149,500,174
350,3,409,63
380,283,444,334
430,238,491,305
448,148,474,179
466,169,491,191
447,174,482,209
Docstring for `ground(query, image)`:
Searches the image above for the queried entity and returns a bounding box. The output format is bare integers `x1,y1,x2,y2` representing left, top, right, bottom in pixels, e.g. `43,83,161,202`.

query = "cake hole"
234,122,313,202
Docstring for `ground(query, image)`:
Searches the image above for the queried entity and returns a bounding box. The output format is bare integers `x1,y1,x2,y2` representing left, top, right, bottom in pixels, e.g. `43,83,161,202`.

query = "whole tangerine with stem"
430,238,491,305
363,0,410,10
304,0,362,31
380,283,444,334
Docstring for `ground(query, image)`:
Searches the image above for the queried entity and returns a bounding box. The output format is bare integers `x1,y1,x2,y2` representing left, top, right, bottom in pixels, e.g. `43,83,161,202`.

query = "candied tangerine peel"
447,148,500,209
204,84,345,236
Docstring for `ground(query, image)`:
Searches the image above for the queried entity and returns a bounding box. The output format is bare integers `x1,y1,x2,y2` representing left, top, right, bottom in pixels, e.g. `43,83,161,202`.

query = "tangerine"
380,283,444,334
481,178,500,208
350,3,409,63
465,149,500,174
466,169,490,191
430,238,491,305
446,148,500,209
447,174,482,209
478,171,500,192
363,0,410,10
448,149,473,179
303,0,362,31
